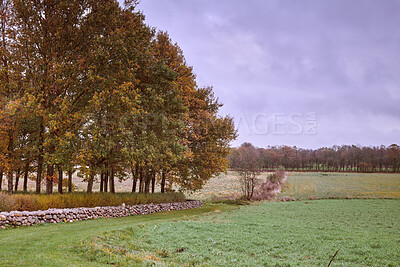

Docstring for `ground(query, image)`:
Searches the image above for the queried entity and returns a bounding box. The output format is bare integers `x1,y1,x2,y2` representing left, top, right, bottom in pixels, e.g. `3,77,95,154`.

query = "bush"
11,194,39,211
0,193,15,212
252,167,286,201
267,166,285,184
252,180,279,201
267,173,278,183
0,192,186,212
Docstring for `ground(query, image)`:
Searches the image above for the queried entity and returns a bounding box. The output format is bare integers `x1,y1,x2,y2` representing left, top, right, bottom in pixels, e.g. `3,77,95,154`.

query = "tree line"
0,0,236,194
229,143,400,173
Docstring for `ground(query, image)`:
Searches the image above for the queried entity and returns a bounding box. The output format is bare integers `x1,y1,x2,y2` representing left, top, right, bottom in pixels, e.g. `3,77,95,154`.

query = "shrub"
252,167,286,201
0,193,15,212
12,194,39,211
252,179,283,201
0,192,186,212
267,173,278,183
267,166,286,184
36,194,66,210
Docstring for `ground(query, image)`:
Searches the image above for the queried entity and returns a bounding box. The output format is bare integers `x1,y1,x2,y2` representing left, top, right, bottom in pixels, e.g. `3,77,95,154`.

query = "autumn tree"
150,32,237,192
1,0,237,195
0,0,24,194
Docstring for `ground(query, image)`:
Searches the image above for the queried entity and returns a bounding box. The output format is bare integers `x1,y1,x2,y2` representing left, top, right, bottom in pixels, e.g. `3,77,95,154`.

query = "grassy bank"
0,202,236,266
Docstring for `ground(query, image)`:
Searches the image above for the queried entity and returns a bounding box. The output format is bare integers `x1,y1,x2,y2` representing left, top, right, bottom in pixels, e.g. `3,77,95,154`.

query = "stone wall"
0,200,202,227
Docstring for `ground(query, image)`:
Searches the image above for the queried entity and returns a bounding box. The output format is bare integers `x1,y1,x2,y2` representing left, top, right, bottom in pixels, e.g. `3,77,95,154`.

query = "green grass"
78,199,400,266
1,171,400,266
280,172,400,200
0,203,236,266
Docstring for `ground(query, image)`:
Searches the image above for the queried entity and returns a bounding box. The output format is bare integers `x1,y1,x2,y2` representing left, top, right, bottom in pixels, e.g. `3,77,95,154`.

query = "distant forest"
229,143,400,173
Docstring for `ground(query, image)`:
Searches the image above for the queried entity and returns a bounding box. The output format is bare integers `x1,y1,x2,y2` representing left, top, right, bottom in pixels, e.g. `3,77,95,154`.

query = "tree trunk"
7,131,14,194
151,171,155,193
144,179,150,193
14,168,21,191
100,172,104,192
109,168,115,193
144,169,150,194
58,167,63,194
104,170,108,192
36,155,43,194
87,170,95,193
23,162,29,192
161,171,166,193
36,122,44,194
0,172,3,191
131,165,137,193
46,143,56,195
139,166,143,193
68,170,73,193
7,171,13,194
46,164,54,194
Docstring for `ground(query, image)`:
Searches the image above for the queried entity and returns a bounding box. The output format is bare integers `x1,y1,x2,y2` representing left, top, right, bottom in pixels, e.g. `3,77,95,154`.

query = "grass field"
0,203,235,266
1,171,399,266
188,171,400,201
187,171,280,200
78,199,400,266
187,171,243,200
280,172,400,200
5,171,399,201
1,199,398,266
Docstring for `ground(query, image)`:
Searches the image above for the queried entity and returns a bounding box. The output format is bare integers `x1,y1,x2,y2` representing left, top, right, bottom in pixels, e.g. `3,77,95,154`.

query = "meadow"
280,172,400,200
78,199,400,266
0,203,235,266
188,171,400,201
5,171,399,201
1,171,399,266
187,171,244,200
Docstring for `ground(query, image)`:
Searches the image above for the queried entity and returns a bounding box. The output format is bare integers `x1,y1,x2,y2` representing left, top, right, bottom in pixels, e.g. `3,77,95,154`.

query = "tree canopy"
0,0,237,194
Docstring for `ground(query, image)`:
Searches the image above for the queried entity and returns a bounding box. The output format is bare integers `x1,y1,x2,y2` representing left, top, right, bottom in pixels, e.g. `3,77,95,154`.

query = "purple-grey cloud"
131,0,400,148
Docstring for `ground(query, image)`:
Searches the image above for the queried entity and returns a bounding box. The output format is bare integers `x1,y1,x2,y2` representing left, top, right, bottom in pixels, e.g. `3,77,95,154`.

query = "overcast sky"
133,0,400,149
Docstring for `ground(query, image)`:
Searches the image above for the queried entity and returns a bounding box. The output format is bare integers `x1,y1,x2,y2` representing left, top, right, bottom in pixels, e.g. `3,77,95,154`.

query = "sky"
131,0,400,149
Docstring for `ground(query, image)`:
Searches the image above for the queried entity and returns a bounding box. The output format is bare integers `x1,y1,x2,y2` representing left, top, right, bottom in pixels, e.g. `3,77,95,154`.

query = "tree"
235,143,261,200
0,0,237,195
388,144,400,172
11,0,99,193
